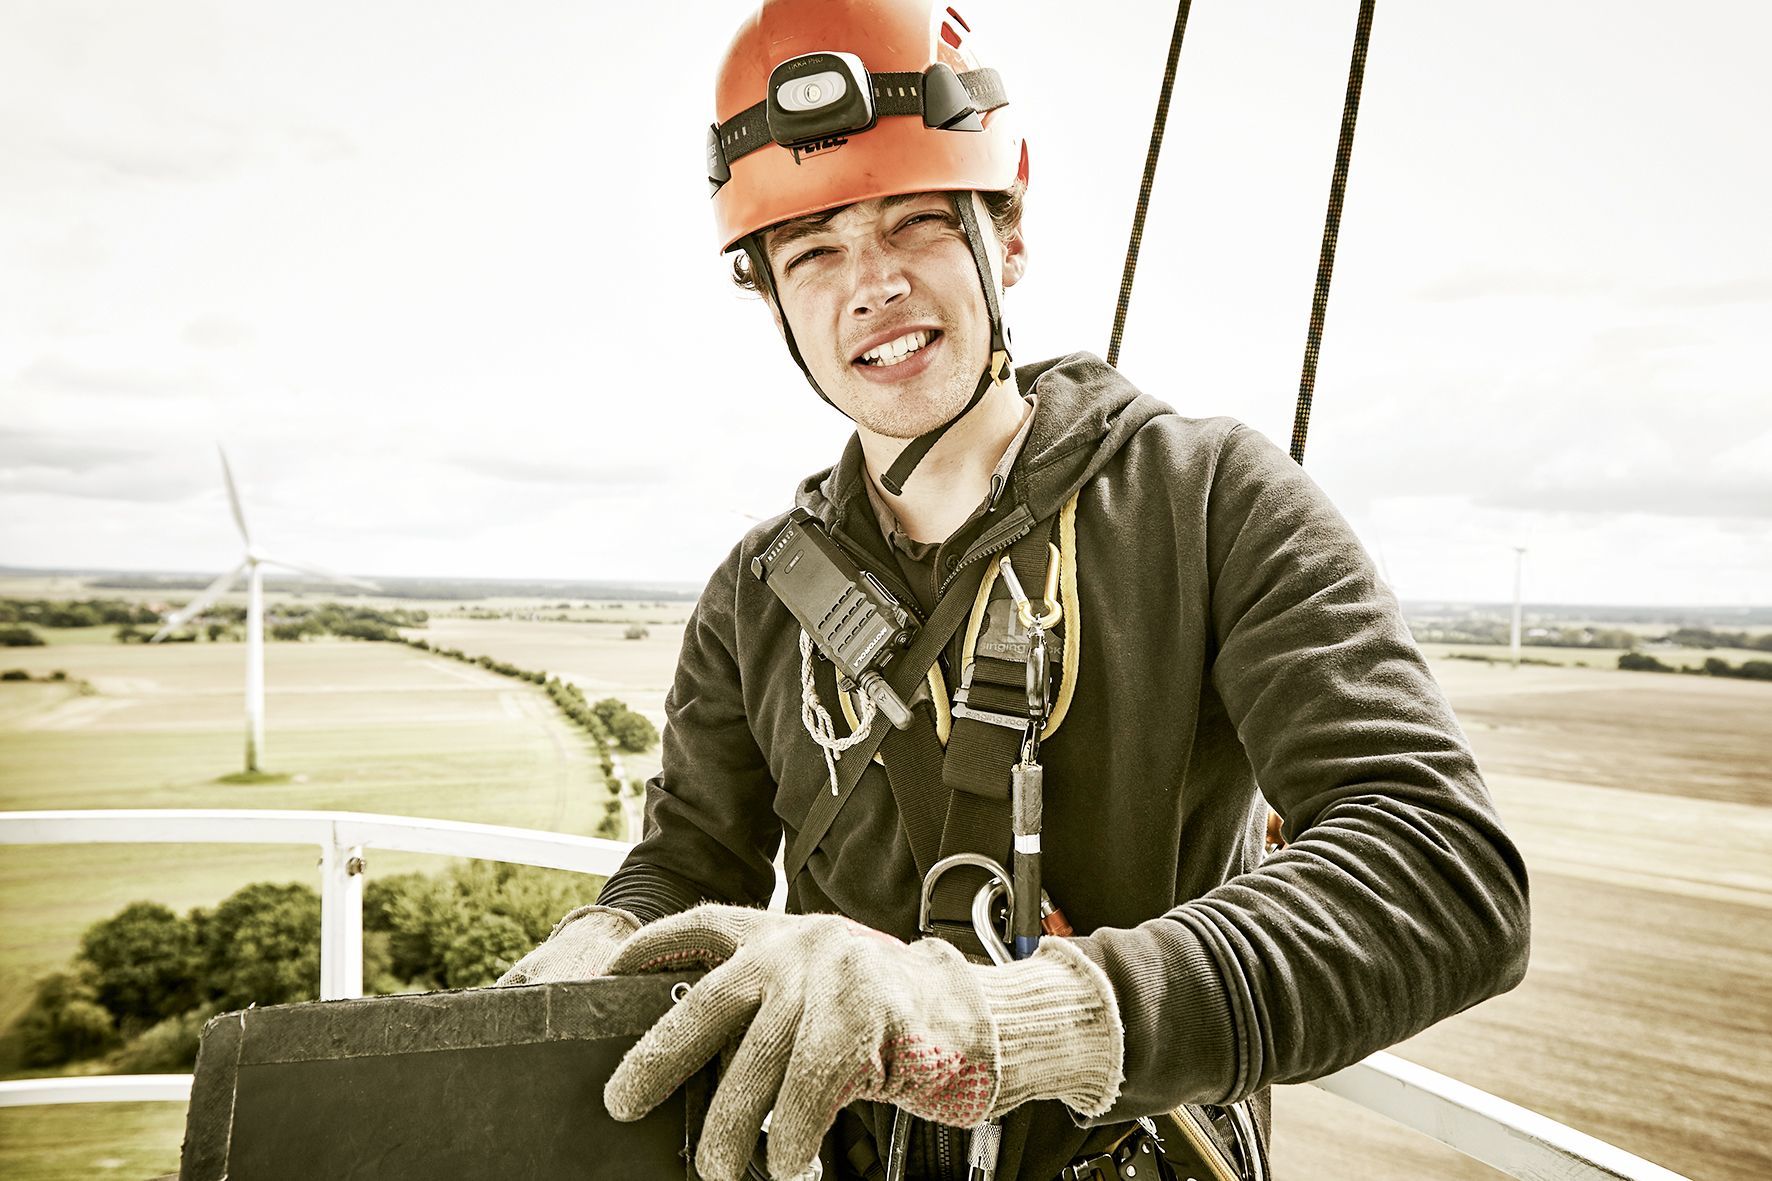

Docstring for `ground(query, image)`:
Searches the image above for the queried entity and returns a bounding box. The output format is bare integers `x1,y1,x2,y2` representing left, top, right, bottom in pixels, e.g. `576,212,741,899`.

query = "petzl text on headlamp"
706,56,1008,192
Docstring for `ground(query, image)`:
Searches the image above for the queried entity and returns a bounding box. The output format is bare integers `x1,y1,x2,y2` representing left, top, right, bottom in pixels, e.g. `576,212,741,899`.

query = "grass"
0,1102,186,1181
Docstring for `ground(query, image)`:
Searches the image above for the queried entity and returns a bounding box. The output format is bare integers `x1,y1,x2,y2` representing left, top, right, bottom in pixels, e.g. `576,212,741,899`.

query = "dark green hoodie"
598,352,1530,1176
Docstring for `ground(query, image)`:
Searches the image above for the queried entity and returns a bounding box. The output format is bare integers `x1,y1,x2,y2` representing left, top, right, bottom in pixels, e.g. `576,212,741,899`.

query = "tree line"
1618,652,1772,681
9,864,599,1074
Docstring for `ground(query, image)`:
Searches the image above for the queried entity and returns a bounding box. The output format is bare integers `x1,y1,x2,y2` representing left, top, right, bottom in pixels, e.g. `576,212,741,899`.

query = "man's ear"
1000,227,1028,289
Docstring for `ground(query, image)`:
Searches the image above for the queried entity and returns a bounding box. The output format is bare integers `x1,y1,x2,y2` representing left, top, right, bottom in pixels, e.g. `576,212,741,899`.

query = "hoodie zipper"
936,504,1036,598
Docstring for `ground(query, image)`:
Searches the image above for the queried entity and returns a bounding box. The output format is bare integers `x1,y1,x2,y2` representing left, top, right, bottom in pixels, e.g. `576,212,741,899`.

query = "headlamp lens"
777,70,848,112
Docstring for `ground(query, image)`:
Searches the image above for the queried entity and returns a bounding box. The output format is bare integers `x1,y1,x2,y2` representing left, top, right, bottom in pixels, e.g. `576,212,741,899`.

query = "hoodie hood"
792,352,1172,535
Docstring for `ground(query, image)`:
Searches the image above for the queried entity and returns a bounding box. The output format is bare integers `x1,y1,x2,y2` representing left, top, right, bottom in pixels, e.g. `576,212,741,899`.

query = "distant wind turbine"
152,447,378,773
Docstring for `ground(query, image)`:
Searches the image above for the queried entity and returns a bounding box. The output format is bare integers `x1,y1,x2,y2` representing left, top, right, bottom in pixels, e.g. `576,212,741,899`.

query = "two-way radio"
750,509,917,730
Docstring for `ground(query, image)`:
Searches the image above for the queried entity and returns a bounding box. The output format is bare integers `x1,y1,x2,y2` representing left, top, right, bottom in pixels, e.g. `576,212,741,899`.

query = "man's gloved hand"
495,905,641,986
602,904,1124,1181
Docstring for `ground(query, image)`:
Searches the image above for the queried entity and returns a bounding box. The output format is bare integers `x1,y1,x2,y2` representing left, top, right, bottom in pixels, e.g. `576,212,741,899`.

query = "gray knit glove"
602,904,1123,1181
495,905,641,986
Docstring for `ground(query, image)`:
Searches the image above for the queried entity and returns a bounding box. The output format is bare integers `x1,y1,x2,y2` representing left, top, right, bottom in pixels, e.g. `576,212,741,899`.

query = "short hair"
728,181,1027,295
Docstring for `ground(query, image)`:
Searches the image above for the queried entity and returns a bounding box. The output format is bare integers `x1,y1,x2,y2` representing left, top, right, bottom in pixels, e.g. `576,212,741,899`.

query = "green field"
0,616,667,1175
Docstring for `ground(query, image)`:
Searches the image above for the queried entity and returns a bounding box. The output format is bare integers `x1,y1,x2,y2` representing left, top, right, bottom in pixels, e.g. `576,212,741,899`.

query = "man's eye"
900,212,949,231
785,247,831,272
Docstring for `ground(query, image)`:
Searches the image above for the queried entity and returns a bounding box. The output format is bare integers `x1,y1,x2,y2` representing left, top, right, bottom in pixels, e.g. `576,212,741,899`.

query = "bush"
112,1008,210,1072
1,669,28,681
592,697,659,754
609,710,659,754
0,624,45,647
441,912,533,988
1618,652,1674,674
16,971,118,1067
595,795,626,840
200,882,320,1010
623,625,650,641
367,863,591,990
79,902,202,1030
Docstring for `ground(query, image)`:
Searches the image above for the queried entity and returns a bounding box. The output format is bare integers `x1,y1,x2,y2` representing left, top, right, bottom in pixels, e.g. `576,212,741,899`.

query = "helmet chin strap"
744,191,1013,498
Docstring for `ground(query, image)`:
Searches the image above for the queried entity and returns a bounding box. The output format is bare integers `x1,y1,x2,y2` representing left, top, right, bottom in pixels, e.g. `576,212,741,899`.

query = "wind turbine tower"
1510,546,1527,669
152,448,377,773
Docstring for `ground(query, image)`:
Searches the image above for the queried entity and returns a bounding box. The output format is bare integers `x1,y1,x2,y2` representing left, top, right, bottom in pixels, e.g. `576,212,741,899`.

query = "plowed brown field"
1272,661,1772,1180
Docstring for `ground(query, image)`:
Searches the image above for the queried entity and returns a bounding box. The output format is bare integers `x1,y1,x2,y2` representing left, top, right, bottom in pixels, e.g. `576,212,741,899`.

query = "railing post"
318,830,365,1000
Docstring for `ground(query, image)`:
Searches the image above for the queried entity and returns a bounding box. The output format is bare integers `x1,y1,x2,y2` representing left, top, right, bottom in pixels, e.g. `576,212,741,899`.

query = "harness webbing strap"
925,524,1060,959
784,554,993,884
943,528,1057,800
926,788,1015,958
878,717,949,883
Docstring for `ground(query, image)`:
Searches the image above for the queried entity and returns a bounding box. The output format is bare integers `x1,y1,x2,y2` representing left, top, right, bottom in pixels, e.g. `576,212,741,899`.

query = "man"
501,2,1530,1178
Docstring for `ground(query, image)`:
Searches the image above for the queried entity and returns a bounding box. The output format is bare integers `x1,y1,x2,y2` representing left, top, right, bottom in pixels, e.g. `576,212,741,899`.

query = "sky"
3,0,1768,606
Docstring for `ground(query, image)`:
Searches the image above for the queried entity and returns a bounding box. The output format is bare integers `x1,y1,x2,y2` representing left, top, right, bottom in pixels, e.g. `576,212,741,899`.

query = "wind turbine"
152,447,378,773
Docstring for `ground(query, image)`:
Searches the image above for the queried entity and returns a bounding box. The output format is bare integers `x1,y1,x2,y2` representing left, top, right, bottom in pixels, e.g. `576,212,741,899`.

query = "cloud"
1478,469,1772,519
14,356,201,400
449,453,669,487
181,318,255,351
0,430,143,472
1412,269,1616,301
0,431,208,502
0,115,250,193
1644,277,1772,308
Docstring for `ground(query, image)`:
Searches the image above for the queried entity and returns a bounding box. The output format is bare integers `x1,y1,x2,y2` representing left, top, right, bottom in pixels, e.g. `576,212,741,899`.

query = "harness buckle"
952,658,1039,731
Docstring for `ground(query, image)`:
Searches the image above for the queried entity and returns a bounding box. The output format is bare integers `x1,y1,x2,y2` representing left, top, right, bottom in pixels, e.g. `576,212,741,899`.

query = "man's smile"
850,327,945,383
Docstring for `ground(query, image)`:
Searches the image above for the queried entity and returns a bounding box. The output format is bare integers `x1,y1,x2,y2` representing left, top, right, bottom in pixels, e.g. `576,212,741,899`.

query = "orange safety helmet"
707,0,1027,253
706,0,1029,494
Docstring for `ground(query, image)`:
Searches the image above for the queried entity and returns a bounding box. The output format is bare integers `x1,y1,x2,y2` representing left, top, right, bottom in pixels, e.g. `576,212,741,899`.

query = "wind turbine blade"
151,561,248,641
217,445,253,547
263,557,380,593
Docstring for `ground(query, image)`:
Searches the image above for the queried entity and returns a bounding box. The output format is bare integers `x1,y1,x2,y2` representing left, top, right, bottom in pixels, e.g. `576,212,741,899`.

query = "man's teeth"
859,330,934,366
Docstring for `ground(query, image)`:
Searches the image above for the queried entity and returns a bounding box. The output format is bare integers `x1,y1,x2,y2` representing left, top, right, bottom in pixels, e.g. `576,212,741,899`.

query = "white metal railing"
0,809,1688,1180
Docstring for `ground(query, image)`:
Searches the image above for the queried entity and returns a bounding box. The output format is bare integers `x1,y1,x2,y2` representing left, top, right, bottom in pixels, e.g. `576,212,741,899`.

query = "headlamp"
766,52,875,148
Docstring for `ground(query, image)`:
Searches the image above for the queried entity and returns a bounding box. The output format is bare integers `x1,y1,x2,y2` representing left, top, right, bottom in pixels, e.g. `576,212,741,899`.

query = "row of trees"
400,636,660,760
13,863,600,1073
114,603,431,644
1618,652,1772,681
1660,627,1772,652
0,598,162,629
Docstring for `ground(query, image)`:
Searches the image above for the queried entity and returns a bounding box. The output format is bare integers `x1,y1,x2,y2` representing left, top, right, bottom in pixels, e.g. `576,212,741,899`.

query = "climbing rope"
800,630,875,796
1290,0,1377,465
1105,0,1378,468
1106,0,1193,370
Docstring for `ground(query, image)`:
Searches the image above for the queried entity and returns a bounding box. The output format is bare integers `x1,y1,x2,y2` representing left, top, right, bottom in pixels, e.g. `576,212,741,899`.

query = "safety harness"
783,492,1263,1181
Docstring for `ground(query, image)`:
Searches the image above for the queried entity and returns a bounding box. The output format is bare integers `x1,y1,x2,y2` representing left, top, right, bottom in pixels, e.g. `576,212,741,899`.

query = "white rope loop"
799,631,876,795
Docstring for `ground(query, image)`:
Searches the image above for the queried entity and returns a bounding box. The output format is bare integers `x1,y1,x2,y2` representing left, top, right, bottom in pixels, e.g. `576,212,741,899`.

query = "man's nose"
846,243,909,318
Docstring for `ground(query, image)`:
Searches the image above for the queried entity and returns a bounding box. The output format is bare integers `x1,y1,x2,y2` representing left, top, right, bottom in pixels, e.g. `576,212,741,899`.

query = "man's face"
761,192,1025,441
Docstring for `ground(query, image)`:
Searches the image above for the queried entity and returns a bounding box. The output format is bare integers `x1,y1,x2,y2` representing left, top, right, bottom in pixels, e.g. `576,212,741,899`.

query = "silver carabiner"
918,852,1015,966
